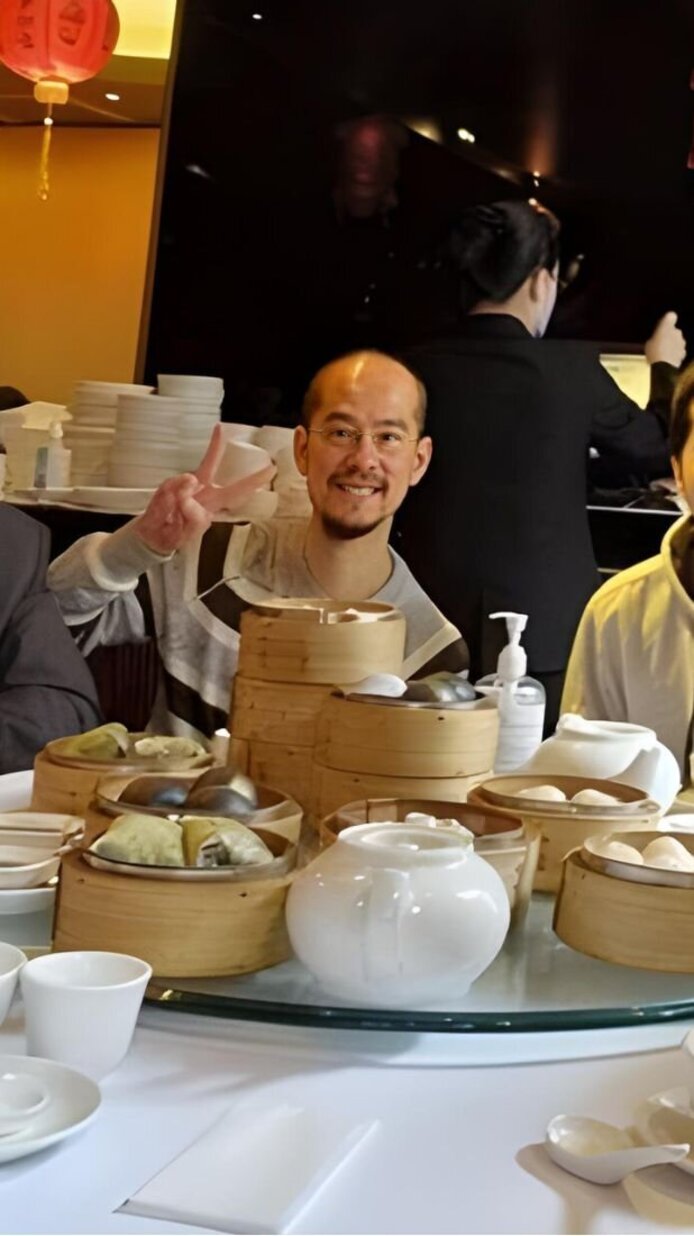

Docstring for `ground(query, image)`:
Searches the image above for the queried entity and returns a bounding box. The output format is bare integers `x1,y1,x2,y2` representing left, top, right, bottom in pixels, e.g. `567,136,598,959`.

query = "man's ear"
672,454,684,491
294,425,309,477
409,435,433,487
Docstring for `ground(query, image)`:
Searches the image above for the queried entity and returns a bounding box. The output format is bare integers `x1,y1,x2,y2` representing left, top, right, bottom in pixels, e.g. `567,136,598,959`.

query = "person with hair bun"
396,198,686,729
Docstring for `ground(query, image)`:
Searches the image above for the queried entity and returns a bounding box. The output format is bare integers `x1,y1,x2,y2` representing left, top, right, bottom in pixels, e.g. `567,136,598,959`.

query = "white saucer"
633,1087,694,1176
0,1055,100,1163
71,487,154,512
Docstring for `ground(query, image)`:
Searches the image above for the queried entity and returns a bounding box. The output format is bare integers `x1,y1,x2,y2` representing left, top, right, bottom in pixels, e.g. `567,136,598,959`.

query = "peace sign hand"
133,426,276,555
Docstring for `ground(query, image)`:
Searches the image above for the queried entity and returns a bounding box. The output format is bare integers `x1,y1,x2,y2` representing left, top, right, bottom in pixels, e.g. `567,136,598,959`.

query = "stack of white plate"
109,395,184,488
157,375,223,471
67,381,153,485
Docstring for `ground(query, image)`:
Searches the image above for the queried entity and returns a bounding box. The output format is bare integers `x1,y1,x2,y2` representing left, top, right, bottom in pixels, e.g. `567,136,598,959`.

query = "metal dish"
474,774,657,817
45,734,213,773
80,827,296,883
582,830,694,889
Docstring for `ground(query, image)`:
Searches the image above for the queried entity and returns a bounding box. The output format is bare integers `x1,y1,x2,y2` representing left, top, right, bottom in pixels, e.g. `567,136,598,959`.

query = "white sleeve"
47,523,171,653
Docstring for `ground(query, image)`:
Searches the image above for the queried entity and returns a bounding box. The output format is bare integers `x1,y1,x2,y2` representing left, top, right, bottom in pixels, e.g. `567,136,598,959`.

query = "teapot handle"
360,867,415,983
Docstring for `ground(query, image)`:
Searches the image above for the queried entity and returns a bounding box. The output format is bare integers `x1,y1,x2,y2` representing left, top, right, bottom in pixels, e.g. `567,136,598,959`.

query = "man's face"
294,357,432,539
671,401,694,511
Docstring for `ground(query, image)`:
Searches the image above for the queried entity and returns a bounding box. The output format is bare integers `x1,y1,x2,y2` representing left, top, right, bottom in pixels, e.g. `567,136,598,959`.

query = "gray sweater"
48,516,465,740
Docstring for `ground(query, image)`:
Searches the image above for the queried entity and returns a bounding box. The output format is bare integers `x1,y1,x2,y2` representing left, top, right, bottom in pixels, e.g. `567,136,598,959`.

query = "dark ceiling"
220,0,694,202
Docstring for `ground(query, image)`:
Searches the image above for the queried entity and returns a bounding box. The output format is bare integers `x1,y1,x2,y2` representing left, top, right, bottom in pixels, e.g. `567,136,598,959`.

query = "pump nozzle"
489,611,529,685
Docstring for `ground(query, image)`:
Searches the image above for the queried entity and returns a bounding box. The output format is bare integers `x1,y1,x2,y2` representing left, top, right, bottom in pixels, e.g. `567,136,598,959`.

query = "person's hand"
132,425,276,556
133,473,214,555
645,311,686,368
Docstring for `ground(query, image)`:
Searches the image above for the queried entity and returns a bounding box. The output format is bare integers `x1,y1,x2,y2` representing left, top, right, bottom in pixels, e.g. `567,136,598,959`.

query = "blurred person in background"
396,198,686,730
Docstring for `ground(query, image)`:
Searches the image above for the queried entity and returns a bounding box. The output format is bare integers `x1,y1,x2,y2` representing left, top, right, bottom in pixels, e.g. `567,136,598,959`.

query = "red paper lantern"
0,0,120,198
0,0,120,102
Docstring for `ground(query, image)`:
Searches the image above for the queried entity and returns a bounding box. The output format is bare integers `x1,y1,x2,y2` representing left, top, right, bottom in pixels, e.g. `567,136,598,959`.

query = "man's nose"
347,432,379,468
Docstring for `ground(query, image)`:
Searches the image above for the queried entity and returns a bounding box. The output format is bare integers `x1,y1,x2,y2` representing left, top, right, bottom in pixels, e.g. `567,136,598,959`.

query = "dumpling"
133,736,207,761
515,785,567,802
91,813,184,867
641,837,694,872
61,722,129,761
589,838,644,865
181,816,273,868
571,789,621,806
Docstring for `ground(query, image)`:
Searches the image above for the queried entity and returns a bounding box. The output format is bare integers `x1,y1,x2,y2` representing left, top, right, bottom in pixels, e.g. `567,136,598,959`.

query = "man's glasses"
307,426,418,454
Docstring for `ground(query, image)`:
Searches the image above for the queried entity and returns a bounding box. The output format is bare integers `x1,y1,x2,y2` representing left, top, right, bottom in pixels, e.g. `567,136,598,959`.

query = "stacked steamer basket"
311,692,499,824
318,796,540,927
66,380,153,485
467,774,660,893
229,600,407,819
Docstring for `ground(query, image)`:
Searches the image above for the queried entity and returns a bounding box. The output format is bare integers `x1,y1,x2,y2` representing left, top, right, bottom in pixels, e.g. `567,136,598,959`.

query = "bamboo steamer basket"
318,796,540,928
31,739,213,816
554,834,694,972
53,833,295,978
467,774,660,894
230,599,406,815
311,693,498,822
88,774,304,846
236,598,406,684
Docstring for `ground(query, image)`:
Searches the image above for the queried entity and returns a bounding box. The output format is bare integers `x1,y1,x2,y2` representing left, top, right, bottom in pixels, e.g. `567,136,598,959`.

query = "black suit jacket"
0,505,100,772
396,315,675,676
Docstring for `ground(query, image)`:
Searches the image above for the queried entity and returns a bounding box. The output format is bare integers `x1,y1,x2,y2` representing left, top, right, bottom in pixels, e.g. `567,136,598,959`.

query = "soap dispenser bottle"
475,612,546,773
34,420,71,488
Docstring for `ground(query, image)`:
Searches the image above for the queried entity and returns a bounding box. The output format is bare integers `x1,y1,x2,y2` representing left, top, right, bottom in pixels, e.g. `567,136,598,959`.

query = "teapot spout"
614,746,681,812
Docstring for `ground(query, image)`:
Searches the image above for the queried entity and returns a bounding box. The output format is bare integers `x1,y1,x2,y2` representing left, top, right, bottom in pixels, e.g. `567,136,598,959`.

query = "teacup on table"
20,951,152,1080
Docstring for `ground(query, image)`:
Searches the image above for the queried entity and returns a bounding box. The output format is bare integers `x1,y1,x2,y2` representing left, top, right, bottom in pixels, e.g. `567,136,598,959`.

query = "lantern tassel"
38,105,54,202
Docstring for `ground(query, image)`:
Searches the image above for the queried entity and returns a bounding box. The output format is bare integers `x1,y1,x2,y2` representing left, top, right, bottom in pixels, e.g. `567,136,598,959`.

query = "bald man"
48,351,466,739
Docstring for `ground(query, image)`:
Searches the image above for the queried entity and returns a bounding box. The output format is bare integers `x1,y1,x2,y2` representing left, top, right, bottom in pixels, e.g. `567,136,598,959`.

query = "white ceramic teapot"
514,714,681,812
285,822,510,1006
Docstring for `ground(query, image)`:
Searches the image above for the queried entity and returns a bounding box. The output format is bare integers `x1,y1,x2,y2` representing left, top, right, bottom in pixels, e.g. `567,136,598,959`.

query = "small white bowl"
0,848,61,891
0,943,27,1025
0,1071,50,1135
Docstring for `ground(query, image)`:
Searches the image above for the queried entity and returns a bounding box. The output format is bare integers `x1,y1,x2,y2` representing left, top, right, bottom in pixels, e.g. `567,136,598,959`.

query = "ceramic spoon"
0,1073,50,1137
545,1113,689,1184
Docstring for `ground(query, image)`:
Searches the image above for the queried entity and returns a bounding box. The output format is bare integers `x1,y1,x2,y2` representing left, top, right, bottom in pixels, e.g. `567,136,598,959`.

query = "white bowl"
0,943,26,1025
215,441,273,485
253,426,294,457
0,847,61,890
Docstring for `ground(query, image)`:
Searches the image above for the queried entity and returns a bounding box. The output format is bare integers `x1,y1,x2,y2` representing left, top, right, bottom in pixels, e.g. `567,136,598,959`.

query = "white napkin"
119,1100,379,1234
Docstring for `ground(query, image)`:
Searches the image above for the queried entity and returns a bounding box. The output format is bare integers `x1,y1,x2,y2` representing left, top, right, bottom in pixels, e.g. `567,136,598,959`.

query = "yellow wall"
0,127,159,404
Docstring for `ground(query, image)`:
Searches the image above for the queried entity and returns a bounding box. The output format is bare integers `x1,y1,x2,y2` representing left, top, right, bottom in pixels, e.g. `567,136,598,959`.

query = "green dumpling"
132,736,207,761
61,722,129,761
91,813,184,867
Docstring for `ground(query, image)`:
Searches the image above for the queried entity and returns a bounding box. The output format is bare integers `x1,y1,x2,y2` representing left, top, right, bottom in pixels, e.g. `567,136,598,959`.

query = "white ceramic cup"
20,951,152,1080
0,943,26,1027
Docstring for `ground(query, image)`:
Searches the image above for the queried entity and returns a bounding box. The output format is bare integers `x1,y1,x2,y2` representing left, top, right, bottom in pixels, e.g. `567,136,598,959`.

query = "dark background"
144,0,694,425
